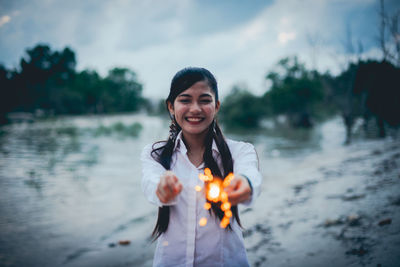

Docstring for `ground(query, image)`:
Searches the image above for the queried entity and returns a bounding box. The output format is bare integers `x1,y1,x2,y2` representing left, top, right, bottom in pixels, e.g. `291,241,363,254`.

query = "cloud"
278,32,296,45
0,15,11,27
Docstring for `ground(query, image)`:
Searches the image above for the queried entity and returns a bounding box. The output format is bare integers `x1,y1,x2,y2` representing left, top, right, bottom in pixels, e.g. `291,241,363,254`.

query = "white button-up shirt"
141,132,262,267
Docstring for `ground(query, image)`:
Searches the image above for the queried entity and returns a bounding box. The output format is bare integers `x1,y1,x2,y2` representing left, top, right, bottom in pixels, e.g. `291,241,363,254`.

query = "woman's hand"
224,175,252,206
156,171,183,204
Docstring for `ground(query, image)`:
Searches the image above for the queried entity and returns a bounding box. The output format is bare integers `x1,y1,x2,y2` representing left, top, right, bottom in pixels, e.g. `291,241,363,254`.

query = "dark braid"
204,120,241,229
150,117,181,241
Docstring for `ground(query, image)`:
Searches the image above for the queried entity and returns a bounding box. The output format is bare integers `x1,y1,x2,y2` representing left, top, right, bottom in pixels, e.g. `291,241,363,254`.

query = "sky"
0,0,399,99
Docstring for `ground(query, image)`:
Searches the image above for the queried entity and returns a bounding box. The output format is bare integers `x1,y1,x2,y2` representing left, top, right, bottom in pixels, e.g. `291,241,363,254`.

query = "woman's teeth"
186,117,203,122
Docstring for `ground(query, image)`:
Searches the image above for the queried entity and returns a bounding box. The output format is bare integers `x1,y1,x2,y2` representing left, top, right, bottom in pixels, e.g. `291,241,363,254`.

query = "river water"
1,114,376,266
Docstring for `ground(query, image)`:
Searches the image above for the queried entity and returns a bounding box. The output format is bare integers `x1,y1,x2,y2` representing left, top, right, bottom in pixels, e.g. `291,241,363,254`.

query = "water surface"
0,114,356,266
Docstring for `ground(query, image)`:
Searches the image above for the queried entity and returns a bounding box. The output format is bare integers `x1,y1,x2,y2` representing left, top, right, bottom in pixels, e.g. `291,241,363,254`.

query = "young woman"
141,67,262,267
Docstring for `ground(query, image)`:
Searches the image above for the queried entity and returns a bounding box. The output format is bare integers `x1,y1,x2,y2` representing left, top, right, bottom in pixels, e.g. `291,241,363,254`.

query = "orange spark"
222,173,234,187
220,191,228,202
198,173,212,182
199,217,207,226
204,168,213,180
221,202,231,211
204,202,211,210
224,210,232,218
220,217,230,228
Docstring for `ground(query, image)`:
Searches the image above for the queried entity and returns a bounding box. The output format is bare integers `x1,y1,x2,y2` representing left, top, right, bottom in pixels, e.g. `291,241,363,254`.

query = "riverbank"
244,138,400,267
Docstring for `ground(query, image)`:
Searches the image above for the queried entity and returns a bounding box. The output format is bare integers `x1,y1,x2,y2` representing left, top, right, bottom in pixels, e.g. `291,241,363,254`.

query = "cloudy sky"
0,0,399,99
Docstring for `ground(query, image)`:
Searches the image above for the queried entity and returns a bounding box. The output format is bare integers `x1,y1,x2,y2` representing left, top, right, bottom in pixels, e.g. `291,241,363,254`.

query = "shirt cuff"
239,173,253,206
157,198,178,207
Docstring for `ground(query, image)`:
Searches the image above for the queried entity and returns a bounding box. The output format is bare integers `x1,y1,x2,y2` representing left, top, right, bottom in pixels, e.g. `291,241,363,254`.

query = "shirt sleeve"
140,143,178,207
232,141,262,206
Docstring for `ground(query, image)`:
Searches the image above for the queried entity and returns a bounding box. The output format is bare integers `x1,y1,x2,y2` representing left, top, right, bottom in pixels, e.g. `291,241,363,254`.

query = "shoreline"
244,138,400,267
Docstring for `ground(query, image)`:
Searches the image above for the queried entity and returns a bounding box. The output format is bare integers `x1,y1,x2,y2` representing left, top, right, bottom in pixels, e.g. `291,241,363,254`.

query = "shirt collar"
174,131,219,155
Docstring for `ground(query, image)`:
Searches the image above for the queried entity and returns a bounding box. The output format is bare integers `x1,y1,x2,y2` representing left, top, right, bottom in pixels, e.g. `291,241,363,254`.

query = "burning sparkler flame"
209,184,220,198
207,182,221,202
198,168,235,228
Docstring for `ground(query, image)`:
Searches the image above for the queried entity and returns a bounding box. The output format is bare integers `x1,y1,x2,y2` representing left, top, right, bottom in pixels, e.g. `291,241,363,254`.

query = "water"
0,114,169,266
1,114,385,267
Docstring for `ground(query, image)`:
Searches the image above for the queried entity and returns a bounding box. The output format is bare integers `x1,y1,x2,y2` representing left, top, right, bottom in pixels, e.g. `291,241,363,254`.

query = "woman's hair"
150,67,241,240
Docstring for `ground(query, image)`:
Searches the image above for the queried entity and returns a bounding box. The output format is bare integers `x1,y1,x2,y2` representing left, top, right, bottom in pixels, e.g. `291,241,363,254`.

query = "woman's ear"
215,100,220,113
167,101,174,116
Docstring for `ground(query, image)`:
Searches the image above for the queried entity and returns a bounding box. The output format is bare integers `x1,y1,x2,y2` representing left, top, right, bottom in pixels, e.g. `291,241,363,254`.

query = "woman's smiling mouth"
185,117,204,123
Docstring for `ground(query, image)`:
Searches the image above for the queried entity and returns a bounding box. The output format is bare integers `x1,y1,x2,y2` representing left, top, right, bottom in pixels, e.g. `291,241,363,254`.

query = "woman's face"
168,80,220,139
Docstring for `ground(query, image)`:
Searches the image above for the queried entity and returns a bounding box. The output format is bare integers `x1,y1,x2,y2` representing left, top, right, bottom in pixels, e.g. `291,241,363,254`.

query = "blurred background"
0,0,399,266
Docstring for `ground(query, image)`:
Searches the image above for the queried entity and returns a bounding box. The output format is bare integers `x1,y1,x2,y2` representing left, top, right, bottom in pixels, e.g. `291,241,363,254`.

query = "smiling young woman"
141,67,262,267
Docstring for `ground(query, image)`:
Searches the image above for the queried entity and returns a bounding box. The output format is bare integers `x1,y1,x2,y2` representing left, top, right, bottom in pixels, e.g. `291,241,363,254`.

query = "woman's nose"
190,102,201,112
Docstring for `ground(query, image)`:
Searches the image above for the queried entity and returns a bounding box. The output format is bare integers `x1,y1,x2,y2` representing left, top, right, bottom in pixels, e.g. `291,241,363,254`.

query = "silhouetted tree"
102,67,144,112
220,85,264,129
16,44,76,113
0,43,147,123
0,65,16,123
68,70,103,113
379,0,400,66
325,63,362,144
263,57,324,128
353,60,400,137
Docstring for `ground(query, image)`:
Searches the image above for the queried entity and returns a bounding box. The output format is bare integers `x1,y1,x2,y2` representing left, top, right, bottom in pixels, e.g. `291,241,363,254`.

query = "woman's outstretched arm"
141,144,181,206
228,141,262,206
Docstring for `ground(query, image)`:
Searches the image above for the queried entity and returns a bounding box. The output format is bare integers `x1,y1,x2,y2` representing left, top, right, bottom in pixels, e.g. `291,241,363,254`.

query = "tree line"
220,56,400,141
0,44,146,124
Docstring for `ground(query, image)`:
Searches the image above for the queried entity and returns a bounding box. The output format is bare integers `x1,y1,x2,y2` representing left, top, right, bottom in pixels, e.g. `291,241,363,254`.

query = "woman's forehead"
178,81,214,97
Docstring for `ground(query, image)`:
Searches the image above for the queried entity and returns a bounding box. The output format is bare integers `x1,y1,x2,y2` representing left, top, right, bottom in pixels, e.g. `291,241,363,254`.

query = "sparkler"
198,168,235,228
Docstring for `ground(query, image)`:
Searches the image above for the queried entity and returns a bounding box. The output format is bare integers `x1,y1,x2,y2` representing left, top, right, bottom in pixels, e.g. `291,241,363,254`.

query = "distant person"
141,67,262,267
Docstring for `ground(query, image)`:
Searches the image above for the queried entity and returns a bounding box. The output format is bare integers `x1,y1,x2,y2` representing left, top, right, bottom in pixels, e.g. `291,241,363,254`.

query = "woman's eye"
179,99,190,103
200,99,212,103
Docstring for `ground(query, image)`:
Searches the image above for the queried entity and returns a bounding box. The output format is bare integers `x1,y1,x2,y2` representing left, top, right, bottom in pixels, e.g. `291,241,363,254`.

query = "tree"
220,85,265,129
263,57,324,128
0,65,16,123
68,70,103,113
17,44,77,113
353,60,400,137
324,62,362,144
379,0,400,66
102,67,144,112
